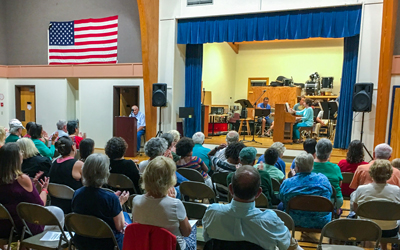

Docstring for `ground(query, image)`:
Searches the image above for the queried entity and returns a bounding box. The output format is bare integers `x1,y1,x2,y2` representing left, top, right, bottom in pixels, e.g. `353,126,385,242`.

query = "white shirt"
132,195,187,249
138,160,149,174
214,148,227,162
352,182,400,230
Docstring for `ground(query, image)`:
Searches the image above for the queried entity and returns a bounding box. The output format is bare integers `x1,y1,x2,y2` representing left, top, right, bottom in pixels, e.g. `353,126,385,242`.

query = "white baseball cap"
9,119,25,130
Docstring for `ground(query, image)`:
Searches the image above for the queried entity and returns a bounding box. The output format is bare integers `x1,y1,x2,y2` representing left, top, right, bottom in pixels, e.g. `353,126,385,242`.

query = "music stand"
320,102,338,139
234,99,254,142
253,109,271,144
179,107,194,137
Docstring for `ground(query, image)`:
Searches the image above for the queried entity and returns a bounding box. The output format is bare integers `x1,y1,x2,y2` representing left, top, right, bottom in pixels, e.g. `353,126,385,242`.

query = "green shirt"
312,161,343,198
227,168,279,207
5,134,20,143
256,163,285,182
32,139,55,160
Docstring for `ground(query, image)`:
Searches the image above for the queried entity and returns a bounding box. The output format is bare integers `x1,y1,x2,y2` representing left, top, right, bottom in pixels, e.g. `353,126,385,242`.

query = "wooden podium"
273,104,297,144
114,117,137,157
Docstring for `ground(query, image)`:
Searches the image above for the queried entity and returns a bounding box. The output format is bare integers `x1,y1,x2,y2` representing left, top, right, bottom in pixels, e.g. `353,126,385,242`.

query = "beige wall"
202,39,344,106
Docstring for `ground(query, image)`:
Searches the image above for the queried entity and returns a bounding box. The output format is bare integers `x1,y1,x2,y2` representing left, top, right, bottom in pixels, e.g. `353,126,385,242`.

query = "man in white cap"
5,119,25,143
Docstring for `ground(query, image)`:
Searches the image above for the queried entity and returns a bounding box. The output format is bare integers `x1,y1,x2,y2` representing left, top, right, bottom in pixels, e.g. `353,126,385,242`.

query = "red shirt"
70,136,83,149
338,159,368,197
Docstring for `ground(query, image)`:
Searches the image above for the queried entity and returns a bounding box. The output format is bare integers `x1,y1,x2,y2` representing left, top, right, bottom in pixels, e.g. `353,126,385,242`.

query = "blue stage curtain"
178,5,361,44
184,44,203,138
334,35,360,149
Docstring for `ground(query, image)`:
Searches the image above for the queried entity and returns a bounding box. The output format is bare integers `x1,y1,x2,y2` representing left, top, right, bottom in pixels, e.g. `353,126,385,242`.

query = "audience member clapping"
279,153,332,229
338,140,367,197
49,120,69,144
49,136,83,214
72,153,129,250
312,138,343,210
139,137,168,174
132,156,196,250
256,148,285,182
67,120,86,149
29,122,58,159
211,142,245,173
78,138,95,163
105,137,141,194
17,138,52,178
176,137,212,188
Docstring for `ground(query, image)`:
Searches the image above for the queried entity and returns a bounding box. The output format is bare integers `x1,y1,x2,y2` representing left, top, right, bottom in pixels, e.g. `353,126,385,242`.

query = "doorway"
15,86,36,135
113,86,139,135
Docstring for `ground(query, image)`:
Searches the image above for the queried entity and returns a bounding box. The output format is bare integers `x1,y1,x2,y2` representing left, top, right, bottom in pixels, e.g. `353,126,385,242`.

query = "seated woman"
0,143,64,240
139,137,168,174
255,148,285,182
279,153,332,229
167,130,180,152
132,156,196,250
72,154,129,250
176,137,212,188
290,98,314,143
338,140,367,197
353,160,400,250
0,126,6,148
161,133,175,160
48,136,83,214
29,122,57,159
312,138,344,211
77,138,95,164
17,138,52,178
106,137,141,194
67,120,85,149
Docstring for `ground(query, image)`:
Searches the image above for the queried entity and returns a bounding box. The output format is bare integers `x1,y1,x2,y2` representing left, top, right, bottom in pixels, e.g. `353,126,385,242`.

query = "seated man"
350,143,400,189
203,165,299,250
129,105,145,151
257,97,273,137
227,147,279,207
279,153,332,229
212,142,246,173
5,119,25,143
293,95,305,111
49,120,69,144
255,148,285,182
257,142,286,175
208,131,239,161
312,102,328,137
192,132,211,172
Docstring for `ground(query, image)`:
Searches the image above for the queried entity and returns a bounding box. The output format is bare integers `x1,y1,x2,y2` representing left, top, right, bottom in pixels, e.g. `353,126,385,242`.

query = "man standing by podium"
257,97,272,137
129,105,145,152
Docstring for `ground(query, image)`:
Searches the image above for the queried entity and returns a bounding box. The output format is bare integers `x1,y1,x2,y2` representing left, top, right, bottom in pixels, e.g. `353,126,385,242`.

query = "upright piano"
273,103,297,144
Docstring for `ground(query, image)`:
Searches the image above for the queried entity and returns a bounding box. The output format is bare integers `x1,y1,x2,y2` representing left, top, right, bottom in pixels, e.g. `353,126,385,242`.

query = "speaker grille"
153,90,166,106
352,83,373,112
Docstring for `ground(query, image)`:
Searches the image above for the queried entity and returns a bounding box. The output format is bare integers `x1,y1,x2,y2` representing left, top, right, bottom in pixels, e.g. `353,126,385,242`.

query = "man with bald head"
129,105,146,151
350,143,400,189
203,165,299,250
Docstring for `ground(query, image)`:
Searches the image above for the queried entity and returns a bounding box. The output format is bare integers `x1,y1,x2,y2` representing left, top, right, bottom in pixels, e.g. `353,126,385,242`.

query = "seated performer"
293,95,305,111
129,105,145,151
257,97,272,137
313,102,327,137
290,98,314,143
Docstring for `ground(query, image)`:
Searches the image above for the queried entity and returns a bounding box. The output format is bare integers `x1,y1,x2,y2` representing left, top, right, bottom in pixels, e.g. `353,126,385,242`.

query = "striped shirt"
176,156,208,178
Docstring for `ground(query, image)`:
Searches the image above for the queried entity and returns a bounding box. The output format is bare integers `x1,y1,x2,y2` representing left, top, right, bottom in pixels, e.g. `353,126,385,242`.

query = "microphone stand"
253,90,267,106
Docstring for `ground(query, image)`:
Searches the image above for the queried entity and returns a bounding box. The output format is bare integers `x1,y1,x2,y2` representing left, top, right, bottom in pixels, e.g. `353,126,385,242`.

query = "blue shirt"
257,155,286,176
295,107,314,126
279,172,332,229
290,159,296,169
257,103,271,119
129,111,146,128
192,144,211,172
203,200,291,250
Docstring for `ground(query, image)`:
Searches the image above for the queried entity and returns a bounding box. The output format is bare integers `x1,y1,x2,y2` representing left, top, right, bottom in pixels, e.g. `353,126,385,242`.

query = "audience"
77,138,95,163
257,142,287,175
203,165,298,250
48,136,83,214
392,158,400,170
72,153,129,250
192,132,211,172
105,137,141,194
49,120,69,144
0,126,6,148
67,120,85,149
167,129,181,153
256,148,285,182
350,143,400,189
352,160,400,250
211,142,245,173
208,131,239,161
279,153,332,229
5,119,24,143
161,133,175,159
176,137,212,188
0,143,64,239
132,156,196,250
17,138,52,178
22,121,35,138
290,138,317,170
338,140,368,197
312,138,343,210
29,122,57,159
227,147,279,207
139,137,168,174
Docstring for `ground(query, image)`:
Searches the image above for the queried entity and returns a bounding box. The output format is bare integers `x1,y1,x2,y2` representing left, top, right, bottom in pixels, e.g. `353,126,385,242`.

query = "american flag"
48,16,118,65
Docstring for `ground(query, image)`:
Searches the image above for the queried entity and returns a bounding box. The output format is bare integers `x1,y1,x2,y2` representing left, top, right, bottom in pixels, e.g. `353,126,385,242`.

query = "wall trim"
0,63,143,78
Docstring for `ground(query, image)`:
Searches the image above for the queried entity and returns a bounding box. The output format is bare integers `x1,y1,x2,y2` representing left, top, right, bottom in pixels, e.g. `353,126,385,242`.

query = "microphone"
263,90,266,92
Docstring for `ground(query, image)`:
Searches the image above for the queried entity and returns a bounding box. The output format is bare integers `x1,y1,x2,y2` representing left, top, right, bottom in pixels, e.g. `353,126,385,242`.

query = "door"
113,86,139,136
15,86,36,135
390,87,400,159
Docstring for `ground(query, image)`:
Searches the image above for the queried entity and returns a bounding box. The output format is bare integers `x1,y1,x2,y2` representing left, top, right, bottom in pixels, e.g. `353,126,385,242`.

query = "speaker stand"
156,106,163,137
359,112,373,160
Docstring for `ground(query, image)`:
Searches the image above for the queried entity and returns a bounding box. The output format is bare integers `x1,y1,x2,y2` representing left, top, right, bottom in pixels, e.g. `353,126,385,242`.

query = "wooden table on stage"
273,104,298,144
238,118,252,135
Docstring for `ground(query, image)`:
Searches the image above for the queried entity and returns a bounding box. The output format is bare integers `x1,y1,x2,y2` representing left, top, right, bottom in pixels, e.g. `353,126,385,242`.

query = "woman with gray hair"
139,137,168,174
279,152,332,229
72,153,129,250
312,138,344,210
